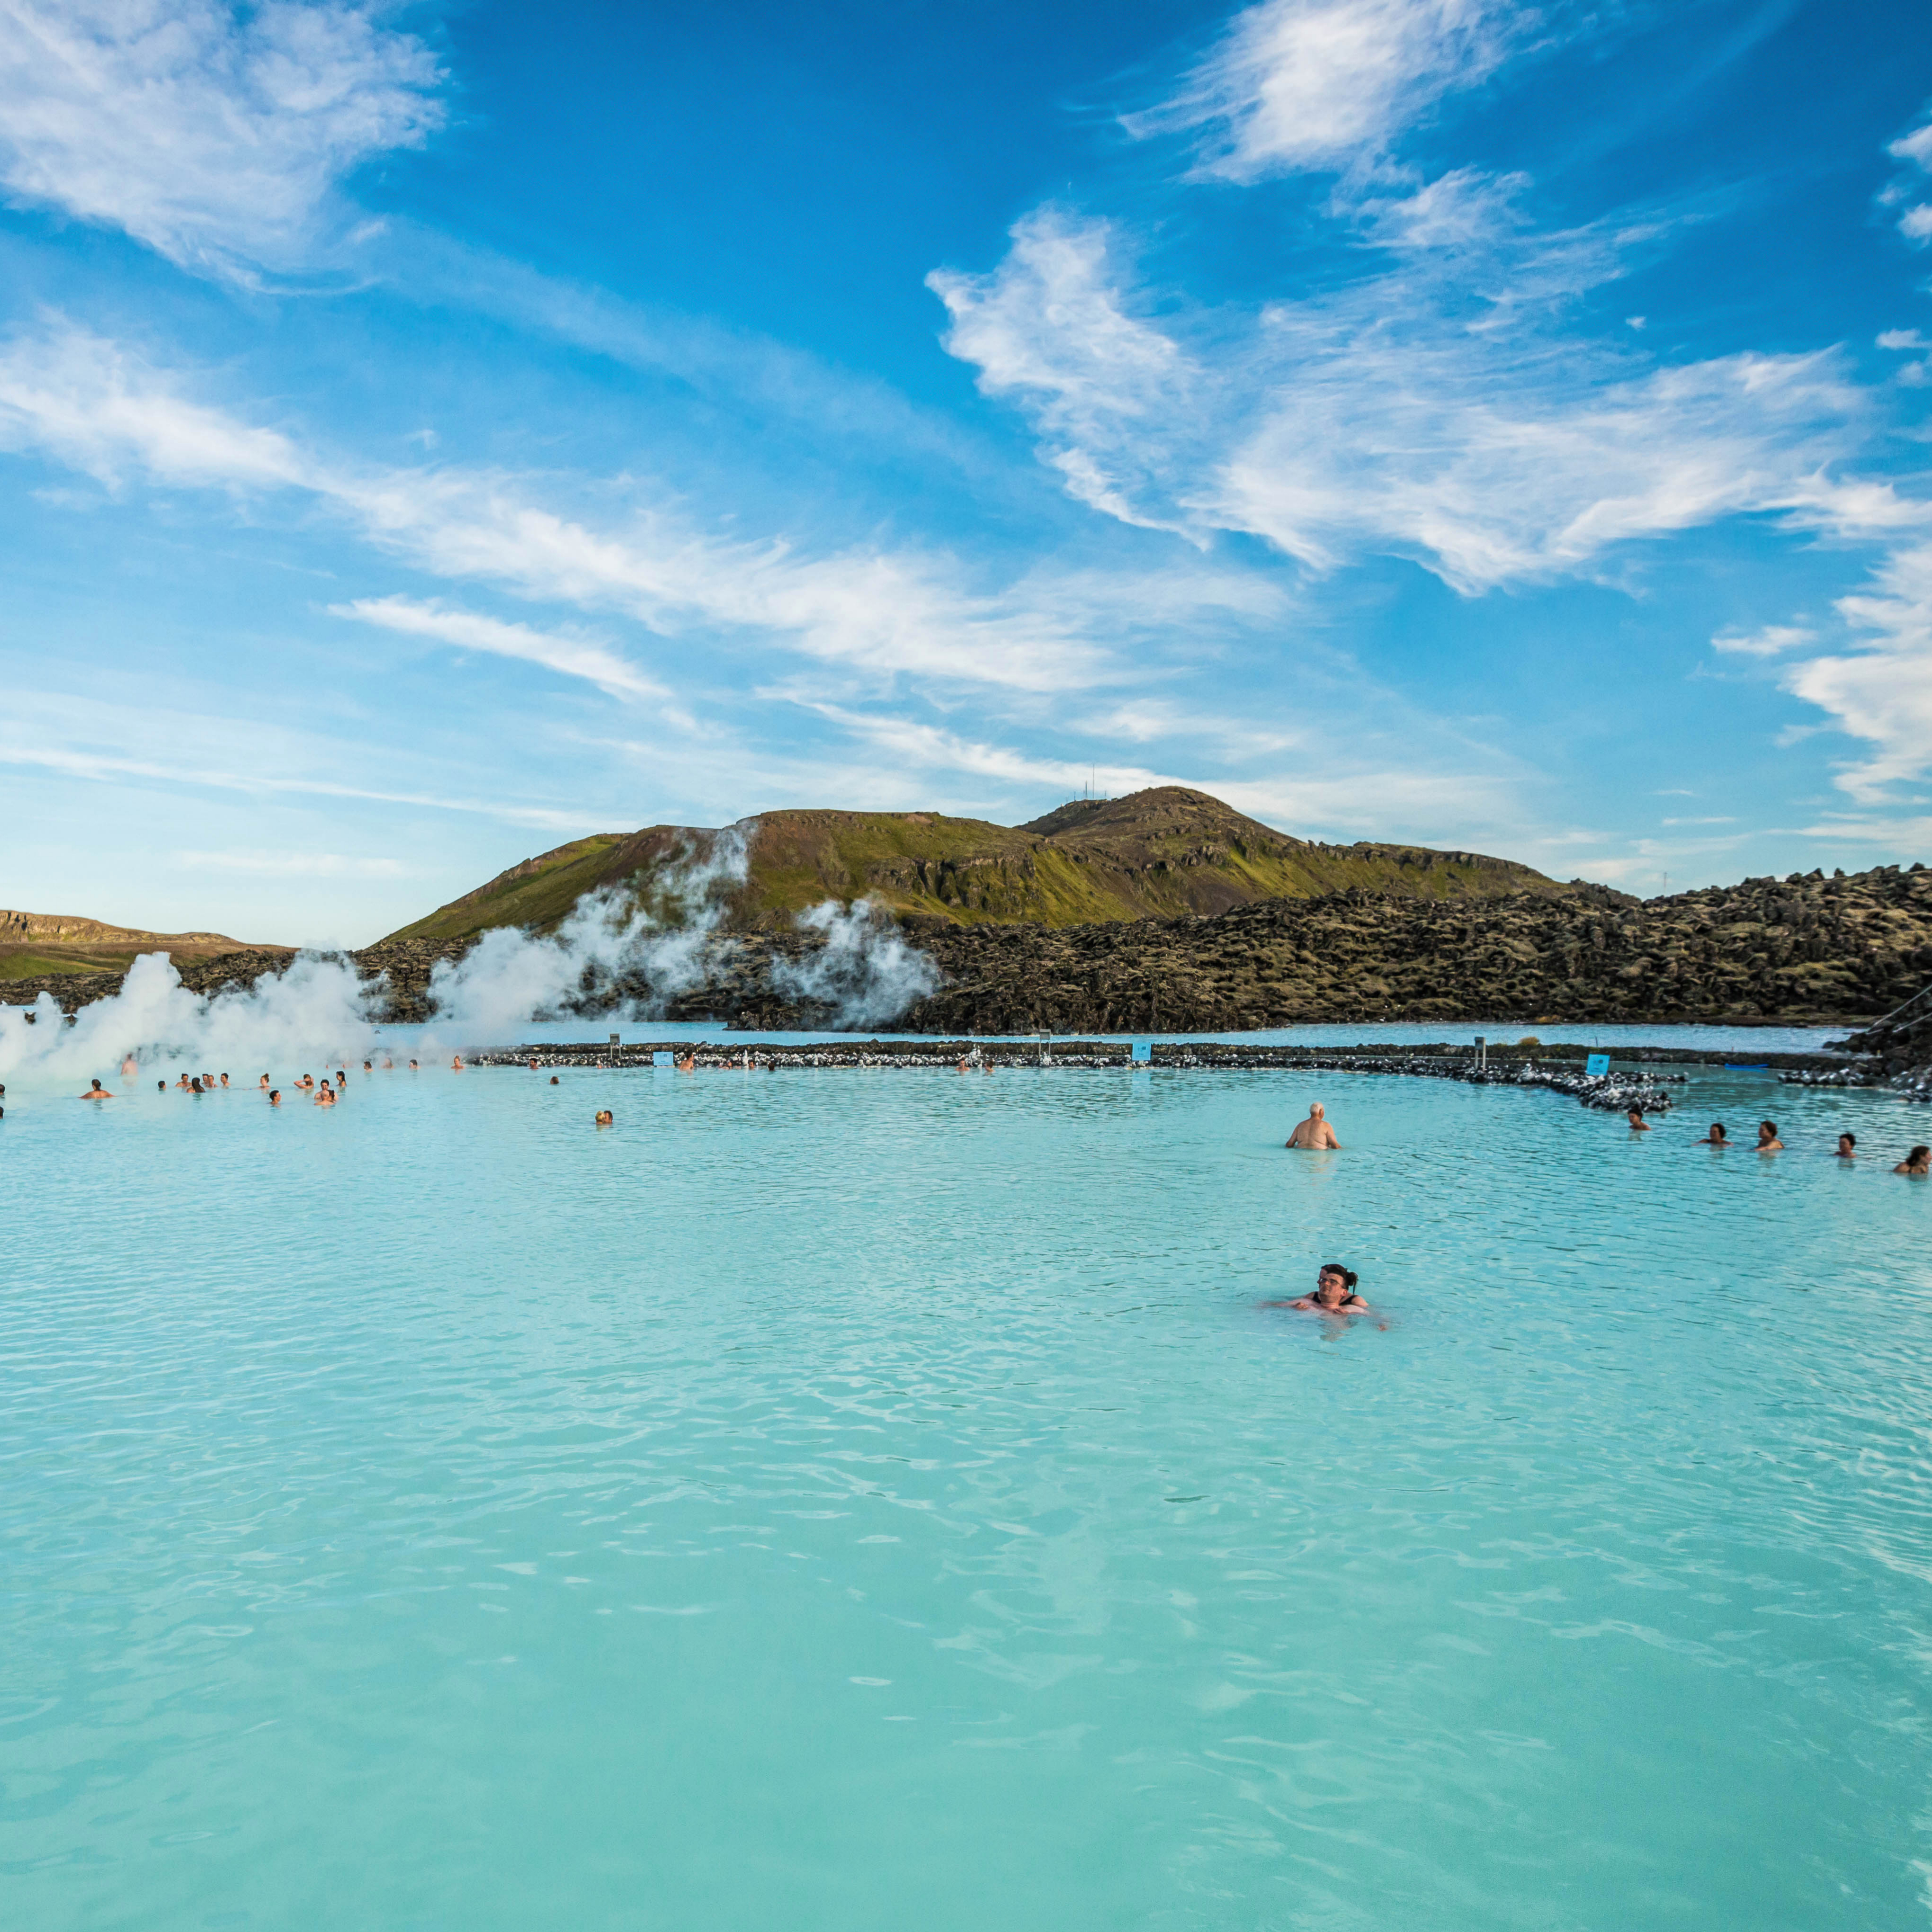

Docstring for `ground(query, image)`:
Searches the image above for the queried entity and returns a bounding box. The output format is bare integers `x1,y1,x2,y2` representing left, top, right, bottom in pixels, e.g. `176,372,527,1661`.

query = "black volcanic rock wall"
7,862,1930,1034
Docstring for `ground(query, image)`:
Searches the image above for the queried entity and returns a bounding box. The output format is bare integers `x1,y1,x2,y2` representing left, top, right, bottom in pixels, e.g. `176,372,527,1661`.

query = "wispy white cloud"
0,688,587,830
934,208,1869,594
1784,542,1932,803
1884,113,1932,246
172,849,410,877
0,318,1222,694
803,702,1530,843
1123,0,1516,181
0,0,443,281
1712,623,1814,658
331,595,673,704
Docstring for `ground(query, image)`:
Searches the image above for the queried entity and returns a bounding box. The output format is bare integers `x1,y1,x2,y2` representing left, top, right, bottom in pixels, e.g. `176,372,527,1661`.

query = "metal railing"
1865,977,1932,1037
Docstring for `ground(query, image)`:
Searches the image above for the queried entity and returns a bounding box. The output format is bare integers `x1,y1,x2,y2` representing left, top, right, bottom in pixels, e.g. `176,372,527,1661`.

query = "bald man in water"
1286,1102,1341,1150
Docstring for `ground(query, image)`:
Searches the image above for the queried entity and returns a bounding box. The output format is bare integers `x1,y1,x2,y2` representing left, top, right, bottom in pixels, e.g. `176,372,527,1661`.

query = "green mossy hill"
381,786,1575,943
0,908,288,980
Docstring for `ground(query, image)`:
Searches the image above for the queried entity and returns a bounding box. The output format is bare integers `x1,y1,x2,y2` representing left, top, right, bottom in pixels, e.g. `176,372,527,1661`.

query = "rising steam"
0,824,945,1083
770,898,940,1029
426,825,752,1033
0,949,382,1086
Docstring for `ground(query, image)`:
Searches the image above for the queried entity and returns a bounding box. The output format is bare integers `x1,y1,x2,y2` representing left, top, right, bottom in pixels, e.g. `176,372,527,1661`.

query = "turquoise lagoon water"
5,1057,1931,1929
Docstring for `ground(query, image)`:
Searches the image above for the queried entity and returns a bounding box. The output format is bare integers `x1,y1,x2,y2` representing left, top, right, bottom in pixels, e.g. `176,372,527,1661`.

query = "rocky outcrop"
7,860,1928,1033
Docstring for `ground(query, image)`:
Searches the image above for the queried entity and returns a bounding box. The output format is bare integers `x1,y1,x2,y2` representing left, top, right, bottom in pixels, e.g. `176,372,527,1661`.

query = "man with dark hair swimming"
1836,1133,1857,1158
1270,1265,1370,1314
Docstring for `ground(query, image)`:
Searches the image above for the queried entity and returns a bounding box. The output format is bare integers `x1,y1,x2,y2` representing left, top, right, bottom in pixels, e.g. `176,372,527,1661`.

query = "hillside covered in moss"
381,787,1578,943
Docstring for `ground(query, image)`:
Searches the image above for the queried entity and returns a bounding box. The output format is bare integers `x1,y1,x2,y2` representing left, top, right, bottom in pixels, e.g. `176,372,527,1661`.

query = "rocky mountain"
380,787,1578,943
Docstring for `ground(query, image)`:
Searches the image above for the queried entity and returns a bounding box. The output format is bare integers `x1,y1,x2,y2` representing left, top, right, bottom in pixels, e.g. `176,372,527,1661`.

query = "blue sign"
1585,1052,1610,1077
1130,1040,1152,1063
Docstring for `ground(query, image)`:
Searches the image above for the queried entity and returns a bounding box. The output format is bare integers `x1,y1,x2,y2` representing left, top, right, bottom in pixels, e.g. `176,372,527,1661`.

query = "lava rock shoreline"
6,862,1929,1038
469,1036,1726,1114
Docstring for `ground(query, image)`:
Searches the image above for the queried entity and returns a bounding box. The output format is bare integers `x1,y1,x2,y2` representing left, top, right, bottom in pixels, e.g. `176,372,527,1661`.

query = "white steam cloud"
769,898,941,1029
425,827,752,1033
0,833,948,1079
0,949,382,1088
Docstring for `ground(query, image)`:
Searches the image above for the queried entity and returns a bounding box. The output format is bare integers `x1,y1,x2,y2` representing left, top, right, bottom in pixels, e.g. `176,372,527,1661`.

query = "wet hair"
1840,1132,1856,1147
1317,1264,1359,1290
1710,1122,1726,1137
157,1080,165,1091
1759,1120,1778,1137
269,1090,279,1100
1909,1146,1931,1165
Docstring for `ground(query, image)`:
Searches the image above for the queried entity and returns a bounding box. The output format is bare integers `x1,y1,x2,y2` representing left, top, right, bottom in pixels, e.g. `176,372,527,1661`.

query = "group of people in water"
1283,1099,1931,1174
72,1055,447,1108
1278,1096,1932,1321
1636,1111,1930,1171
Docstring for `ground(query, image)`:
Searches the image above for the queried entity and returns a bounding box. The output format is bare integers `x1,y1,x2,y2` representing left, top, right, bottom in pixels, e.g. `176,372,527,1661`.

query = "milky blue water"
6,1059,1931,1929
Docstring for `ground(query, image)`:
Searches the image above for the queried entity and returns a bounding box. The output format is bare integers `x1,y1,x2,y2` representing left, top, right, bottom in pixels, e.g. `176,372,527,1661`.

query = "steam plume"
426,825,751,1031
770,898,941,1029
0,950,382,1085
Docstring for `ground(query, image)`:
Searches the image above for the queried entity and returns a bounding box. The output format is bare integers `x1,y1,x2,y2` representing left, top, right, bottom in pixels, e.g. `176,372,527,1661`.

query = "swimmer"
529,1058,540,1072
259,1074,270,1090
451,1055,464,1072
120,1054,137,1078
1285,1102,1341,1150
175,1073,193,1091
363,1061,373,1074
1627,1107,1650,1131
409,1059,419,1070
549,1075,559,1085
219,1073,229,1088
1755,1119,1784,1152
78,1077,114,1099
1696,1121,1731,1148
189,1077,203,1094
156,1080,165,1092
382,1056,394,1070
594,1109,614,1127
334,1072,346,1089
1836,1132,1856,1158
1896,1145,1931,1176
1278,1265,1370,1314
268,1089,281,1106
315,1085,335,1107
957,1057,969,1073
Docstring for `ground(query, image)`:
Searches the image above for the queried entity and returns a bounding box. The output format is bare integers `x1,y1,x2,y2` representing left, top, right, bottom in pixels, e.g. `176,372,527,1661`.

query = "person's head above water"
1307,1103,1325,1118
1838,1132,1857,1154
1899,1145,1932,1173
1314,1264,1360,1304
594,1109,614,1127
1705,1122,1728,1142
1757,1119,1780,1144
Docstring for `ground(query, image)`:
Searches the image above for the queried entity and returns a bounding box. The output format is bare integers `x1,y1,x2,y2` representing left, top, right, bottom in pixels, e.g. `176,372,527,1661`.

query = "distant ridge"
381,786,1584,944
0,909,289,984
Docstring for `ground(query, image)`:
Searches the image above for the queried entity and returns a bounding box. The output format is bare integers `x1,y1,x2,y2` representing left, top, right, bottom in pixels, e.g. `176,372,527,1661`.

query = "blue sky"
3,0,1932,946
